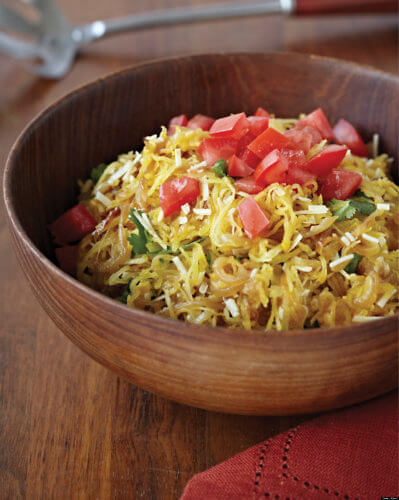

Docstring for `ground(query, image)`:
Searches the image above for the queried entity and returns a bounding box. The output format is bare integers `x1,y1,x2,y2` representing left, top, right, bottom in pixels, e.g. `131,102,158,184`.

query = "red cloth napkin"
181,392,398,499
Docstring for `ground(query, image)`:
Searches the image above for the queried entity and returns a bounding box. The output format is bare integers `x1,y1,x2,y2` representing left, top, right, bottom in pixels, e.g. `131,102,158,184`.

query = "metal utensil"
0,0,396,79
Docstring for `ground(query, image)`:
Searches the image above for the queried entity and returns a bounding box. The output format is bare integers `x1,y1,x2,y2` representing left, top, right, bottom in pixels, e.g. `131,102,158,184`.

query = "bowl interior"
6,53,398,261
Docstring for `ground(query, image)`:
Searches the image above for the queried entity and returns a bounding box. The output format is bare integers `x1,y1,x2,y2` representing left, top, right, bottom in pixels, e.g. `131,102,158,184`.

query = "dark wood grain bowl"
3,53,398,415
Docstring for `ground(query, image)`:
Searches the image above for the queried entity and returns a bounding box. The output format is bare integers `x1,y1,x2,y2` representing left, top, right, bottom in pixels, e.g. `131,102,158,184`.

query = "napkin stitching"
282,427,359,500
253,438,272,497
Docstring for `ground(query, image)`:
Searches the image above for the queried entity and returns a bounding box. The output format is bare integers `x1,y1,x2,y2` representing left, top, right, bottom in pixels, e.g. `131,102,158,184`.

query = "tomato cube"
285,125,322,154
281,148,306,169
55,245,79,276
238,196,270,239
254,107,270,118
286,166,317,186
333,119,368,157
49,204,97,245
159,176,200,217
248,116,269,136
187,114,215,131
209,112,249,140
228,155,254,178
296,108,334,141
168,114,188,134
254,149,289,186
235,176,264,194
306,145,348,178
197,137,238,166
247,127,289,159
321,170,362,201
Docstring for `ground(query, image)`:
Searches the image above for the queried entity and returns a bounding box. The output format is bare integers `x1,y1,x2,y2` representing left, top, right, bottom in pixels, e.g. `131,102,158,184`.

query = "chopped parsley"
328,192,376,221
344,253,362,274
119,280,132,304
90,163,107,183
211,159,228,177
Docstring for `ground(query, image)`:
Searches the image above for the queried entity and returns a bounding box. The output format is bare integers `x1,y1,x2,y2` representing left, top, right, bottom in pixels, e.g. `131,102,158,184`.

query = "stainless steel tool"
0,0,395,79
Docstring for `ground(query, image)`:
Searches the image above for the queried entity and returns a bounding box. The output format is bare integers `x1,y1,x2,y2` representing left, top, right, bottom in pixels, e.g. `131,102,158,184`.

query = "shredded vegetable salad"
50,108,399,330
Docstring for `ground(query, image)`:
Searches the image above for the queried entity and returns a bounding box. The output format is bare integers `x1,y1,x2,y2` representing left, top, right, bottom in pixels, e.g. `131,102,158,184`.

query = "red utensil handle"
295,0,397,15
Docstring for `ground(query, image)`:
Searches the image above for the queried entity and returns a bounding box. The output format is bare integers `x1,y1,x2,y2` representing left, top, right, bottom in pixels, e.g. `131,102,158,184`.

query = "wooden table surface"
0,2,397,498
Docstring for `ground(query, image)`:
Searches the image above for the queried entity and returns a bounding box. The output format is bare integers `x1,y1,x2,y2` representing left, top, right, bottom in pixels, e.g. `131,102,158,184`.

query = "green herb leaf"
181,237,207,250
90,163,107,183
344,253,362,274
119,279,132,304
234,256,243,262
149,237,207,256
211,159,228,177
353,189,372,200
328,199,357,222
128,209,150,255
349,198,376,216
205,253,212,268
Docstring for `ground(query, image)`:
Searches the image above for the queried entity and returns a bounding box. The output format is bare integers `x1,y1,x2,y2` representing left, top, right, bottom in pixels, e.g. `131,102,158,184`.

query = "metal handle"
71,0,293,46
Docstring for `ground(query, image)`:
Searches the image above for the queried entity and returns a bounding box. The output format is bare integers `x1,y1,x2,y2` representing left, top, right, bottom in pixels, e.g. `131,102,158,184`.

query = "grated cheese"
296,205,329,215
178,216,188,225
353,315,381,322
345,232,356,242
362,233,380,244
341,236,350,247
340,270,351,280
296,266,312,272
181,203,191,215
95,191,112,208
290,234,303,250
193,208,211,216
224,298,240,318
377,289,396,308
175,148,182,167
201,182,209,200
330,254,354,269
199,282,208,294
172,256,186,276
376,203,390,211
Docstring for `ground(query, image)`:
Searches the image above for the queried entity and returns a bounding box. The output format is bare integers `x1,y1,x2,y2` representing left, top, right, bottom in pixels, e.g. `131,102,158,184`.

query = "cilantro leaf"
328,199,357,221
349,198,376,216
353,189,372,200
344,253,362,274
212,159,228,177
128,209,149,255
149,237,207,256
119,279,132,304
181,237,207,250
90,163,107,183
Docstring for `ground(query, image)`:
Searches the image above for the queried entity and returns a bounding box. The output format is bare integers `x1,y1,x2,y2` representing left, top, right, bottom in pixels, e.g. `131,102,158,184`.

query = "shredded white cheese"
178,216,188,225
157,210,164,222
376,203,390,211
341,236,350,247
95,191,112,208
330,254,354,269
296,205,329,215
250,269,258,279
201,182,209,200
194,311,207,323
290,234,303,250
278,307,284,320
224,298,240,318
353,315,381,322
340,270,351,280
345,232,356,242
172,256,186,276
193,208,211,216
296,266,312,272
175,148,182,167
181,203,191,215
362,233,380,244
377,289,396,308
199,282,208,295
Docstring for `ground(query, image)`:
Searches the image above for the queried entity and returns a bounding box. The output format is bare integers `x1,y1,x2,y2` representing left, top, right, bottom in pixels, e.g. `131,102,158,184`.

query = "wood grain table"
0,2,397,498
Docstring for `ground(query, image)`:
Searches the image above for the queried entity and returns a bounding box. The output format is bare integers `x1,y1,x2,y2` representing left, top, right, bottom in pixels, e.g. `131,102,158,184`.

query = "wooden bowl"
3,53,398,415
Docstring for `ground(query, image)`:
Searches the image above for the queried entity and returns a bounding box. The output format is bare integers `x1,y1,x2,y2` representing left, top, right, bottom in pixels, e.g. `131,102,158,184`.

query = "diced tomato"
248,127,289,159
168,114,188,134
197,137,238,166
296,108,334,141
239,148,260,169
235,176,264,194
55,245,79,276
236,132,256,155
321,169,362,201
248,116,269,136
280,148,306,169
254,107,270,118
286,166,317,186
254,149,289,186
209,112,249,140
333,119,368,157
306,145,348,178
187,114,215,131
238,196,270,239
49,204,97,245
228,155,254,178
285,125,322,154
159,176,200,217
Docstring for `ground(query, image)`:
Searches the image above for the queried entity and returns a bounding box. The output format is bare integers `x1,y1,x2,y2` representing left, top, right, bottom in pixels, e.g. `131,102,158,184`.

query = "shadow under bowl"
3,52,398,415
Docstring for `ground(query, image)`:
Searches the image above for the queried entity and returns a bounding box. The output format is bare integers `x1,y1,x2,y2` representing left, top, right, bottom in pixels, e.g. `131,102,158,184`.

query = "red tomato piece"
209,112,249,140
168,114,188,134
248,127,290,159
239,148,260,169
254,107,270,118
235,176,264,194
333,119,368,157
236,132,256,155
286,166,317,186
49,204,97,245
197,137,238,166
238,196,270,239
55,245,79,276
228,155,254,178
321,169,362,201
285,125,322,154
187,114,215,131
247,116,269,136
296,108,334,141
254,149,289,186
159,176,200,217
280,148,306,169
306,145,348,178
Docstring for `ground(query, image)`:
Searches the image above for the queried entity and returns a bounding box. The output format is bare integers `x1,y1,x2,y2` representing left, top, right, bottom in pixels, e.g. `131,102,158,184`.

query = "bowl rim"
3,51,398,340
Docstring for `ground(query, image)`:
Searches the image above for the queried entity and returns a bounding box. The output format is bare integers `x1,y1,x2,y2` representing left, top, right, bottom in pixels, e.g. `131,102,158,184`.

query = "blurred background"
0,1,397,499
